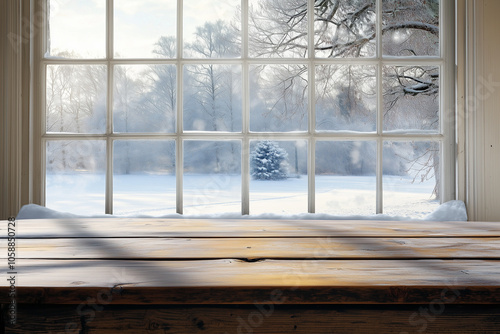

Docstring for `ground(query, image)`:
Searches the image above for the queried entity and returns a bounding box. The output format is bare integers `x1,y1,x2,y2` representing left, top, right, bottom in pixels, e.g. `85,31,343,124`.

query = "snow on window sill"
16,201,467,222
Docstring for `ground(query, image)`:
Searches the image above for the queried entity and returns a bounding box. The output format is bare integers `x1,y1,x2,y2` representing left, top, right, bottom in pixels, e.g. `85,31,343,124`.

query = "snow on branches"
251,141,289,180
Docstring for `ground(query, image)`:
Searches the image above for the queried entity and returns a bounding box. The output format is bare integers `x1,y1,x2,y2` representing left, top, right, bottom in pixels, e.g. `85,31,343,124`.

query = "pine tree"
250,141,289,180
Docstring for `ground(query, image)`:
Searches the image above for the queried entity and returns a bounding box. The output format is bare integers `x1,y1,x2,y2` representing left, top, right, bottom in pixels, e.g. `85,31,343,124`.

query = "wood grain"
6,258,500,287
1,218,500,333
1,259,500,304
2,218,500,238
7,285,500,305
3,237,500,260
6,304,500,333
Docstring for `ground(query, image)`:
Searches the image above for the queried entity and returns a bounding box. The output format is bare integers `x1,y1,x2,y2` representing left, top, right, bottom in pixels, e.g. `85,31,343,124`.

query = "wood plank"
5,284,500,305
2,218,500,238
1,259,500,304
7,258,500,287
3,237,500,260
6,304,500,333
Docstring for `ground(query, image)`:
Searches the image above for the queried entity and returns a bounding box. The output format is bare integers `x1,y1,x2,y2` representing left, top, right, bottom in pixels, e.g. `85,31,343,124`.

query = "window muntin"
42,0,452,218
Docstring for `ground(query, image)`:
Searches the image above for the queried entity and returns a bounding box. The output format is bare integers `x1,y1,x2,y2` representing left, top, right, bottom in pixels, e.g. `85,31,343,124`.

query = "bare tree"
249,0,441,198
184,21,241,171
148,36,177,132
46,55,106,171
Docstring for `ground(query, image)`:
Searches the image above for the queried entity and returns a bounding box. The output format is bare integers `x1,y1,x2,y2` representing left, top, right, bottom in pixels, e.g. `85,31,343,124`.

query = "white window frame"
29,0,456,216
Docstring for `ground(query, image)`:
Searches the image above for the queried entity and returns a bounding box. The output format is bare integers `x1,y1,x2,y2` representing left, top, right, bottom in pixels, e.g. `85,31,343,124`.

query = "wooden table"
1,218,500,333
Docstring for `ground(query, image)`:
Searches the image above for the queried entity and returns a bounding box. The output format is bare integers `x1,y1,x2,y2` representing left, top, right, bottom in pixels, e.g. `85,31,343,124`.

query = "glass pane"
46,140,106,215
113,140,175,216
184,0,241,58
48,0,105,58
382,0,440,57
248,0,308,58
114,65,176,133
314,0,376,58
184,141,241,215
383,141,440,217
383,66,439,132
316,65,376,131
315,141,376,215
46,65,107,134
250,64,308,132
183,65,241,132
250,140,307,215
114,0,176,58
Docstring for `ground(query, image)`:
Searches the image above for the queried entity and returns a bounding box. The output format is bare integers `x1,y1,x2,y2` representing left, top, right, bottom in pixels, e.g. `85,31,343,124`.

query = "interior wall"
0,0,20,220
480,0,500,221
0,0,31,220
467,0,500,221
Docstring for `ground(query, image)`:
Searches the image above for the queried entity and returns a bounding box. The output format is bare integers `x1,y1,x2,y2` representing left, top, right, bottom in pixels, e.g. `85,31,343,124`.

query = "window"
39,0,454,217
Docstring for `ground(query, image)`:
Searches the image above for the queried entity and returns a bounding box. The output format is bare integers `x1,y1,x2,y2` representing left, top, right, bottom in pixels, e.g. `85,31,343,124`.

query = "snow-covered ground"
22,173,467,221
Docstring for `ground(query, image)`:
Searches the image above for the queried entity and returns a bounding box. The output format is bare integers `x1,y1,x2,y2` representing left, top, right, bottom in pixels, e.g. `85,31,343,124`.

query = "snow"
423,200,468,221
41,174,442,217
404,82,431,94
381,129,440,135
16,200,467,221
17,173,467,221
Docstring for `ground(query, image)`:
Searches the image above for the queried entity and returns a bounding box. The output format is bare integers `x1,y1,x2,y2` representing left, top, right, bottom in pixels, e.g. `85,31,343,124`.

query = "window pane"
184,141,241,215
383,66,439,132
114,0,176,58
113,0,177,58
41,0,450,219
113,140,175,216
314,0,376,58
250,140,307,215
46,65,107,134
46,140,106,215
316,65,376,132
48,0,105,58
183,65,241,132
184,0,240,58
382,0,440,57
383,141,440,217
114,65,176,133
249,0,308,58
316,141,376,215
250,64,308,132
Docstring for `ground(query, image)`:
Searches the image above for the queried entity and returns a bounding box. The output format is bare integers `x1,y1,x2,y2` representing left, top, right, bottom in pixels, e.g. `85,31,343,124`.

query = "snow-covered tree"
251,141,289,180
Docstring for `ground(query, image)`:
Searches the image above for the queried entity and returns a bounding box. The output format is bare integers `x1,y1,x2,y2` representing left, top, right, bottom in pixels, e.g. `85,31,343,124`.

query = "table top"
1,218,500,305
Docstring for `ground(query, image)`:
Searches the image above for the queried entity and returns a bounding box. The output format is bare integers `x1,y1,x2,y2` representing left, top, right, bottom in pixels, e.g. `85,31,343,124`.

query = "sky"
49,0,239,58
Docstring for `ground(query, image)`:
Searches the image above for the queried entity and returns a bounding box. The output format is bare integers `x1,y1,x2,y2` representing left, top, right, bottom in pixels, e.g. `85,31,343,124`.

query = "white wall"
481,0,500,221
466,0,500,221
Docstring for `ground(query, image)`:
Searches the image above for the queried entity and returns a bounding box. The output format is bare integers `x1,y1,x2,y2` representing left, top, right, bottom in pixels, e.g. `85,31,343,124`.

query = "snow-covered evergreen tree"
251,141,289,180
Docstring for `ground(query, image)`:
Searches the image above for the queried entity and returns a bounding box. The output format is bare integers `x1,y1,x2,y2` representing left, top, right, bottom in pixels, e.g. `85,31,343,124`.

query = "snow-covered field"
42,173,444,219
